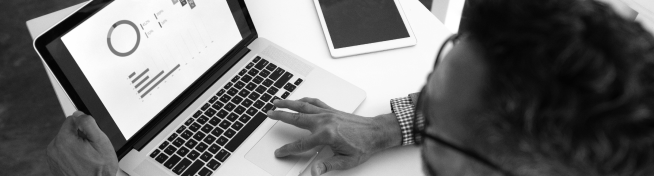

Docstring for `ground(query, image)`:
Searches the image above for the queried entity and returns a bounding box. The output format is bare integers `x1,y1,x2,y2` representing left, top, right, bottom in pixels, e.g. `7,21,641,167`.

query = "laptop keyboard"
148,56,303,176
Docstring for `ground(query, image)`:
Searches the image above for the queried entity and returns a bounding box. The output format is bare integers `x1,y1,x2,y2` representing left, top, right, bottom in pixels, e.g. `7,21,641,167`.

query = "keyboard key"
231,121,244,130
248,69,259,77
201,124,214,133
235,81,245,89
231,76,240,83
216,136,228,146
150,149,161,158
209,96,219,103
224,129,236,138
163,155,180,169
193,132,206,141
177,125,187,134
281,91,290,99
207,159,221,170
168,133,178,142
209,117,220,126
199,168,213,176
195,142,208,153
254,59,269,70
155,153,168,163
253,100,265,109
238,89,250,98
269,68,285,80
224,103,236,111
172,158,192,175
224,112,268,152
215,149,231,162
159,141,169,150
181,160,205,176
274,72,294,88
216,110,229,119
259,70,271,78
252,76,264,84
239,114,251,123
219,95,231,103
203,135,217,144
187,150,200,160
294,78,303,85
201,103,210,111
208,144,221,154
241,99,253,107
253,56,261,63
241,75,253,83
181,130,193,139
185,139,198,149
189,123,201,132
193,110,202,118
164,150,179,164
211,101,224,110
262,79,274,87
173,138,185,147
211,128,224,137
226,113,238,122
262,103,275,112
184,118,194,126
197,115,209,124
200,152,213,162
284,83,297,92
219,120,232,129
204,108,217,117
267,87,279,95
176,147,190,157
231,96,244,104
238,69,247,76
246,107,258,116
255,85,267,94
216,89,226,96
245,62,254,69
248,92,261,100
265,62,277,71
227,88,238,96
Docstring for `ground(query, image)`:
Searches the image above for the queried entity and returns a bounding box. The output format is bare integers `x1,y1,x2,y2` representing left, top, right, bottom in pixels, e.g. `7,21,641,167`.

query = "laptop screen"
60,0,242,139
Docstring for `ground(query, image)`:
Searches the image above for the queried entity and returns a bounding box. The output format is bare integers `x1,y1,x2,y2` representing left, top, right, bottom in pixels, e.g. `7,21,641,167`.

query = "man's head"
420,0,654,175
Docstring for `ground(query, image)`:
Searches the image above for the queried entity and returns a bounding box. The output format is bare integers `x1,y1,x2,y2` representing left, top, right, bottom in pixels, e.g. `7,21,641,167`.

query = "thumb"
311,155,358,176
72,112,113,150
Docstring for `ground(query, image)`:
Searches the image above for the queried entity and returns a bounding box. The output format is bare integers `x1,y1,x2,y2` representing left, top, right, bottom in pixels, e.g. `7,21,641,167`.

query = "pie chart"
107,20,140,57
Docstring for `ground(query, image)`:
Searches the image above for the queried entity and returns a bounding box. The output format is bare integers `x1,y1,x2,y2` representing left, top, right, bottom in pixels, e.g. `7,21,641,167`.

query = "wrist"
373,113,402,150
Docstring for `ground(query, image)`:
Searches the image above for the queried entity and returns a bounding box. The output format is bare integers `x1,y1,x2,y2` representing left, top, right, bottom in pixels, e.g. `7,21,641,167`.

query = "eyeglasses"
414,34,515,176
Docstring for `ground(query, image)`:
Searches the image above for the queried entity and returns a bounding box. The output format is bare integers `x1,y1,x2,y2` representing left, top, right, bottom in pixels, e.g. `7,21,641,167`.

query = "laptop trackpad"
245,121,312,176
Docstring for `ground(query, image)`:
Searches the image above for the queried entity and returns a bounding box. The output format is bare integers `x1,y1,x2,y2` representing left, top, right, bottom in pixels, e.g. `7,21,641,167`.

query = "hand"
46,111,119,176
267,98,402,176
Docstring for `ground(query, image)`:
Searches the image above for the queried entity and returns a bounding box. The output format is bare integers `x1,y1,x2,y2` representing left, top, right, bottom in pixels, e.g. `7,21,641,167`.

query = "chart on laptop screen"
61,0,242,138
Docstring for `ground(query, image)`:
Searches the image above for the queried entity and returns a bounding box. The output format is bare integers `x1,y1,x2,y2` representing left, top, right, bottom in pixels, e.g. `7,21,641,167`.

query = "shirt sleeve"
390,93,424,146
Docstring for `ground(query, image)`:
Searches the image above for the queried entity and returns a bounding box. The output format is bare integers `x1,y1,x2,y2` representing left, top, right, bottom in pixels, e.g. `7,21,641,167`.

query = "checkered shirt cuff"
391,96,418,146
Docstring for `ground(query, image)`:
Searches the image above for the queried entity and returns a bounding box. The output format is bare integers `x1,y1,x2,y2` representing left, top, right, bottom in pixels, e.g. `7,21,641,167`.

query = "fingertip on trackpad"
245,122,313,176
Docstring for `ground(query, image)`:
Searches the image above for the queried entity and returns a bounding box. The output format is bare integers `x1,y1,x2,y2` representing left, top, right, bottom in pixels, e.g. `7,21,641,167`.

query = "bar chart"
129,64,180,98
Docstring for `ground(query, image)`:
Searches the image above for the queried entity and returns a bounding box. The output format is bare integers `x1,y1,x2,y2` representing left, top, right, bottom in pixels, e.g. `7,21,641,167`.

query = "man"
46,0,654,175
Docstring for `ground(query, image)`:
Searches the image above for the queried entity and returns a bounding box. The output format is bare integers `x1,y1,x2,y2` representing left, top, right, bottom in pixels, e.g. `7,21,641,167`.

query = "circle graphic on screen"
107,20,140,57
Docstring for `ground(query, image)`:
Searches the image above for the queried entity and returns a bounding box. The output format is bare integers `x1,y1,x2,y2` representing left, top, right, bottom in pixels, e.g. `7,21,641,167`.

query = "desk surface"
27,0,452,175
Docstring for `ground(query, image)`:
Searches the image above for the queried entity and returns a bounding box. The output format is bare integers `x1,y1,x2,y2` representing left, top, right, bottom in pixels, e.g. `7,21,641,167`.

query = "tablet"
313,0,416,58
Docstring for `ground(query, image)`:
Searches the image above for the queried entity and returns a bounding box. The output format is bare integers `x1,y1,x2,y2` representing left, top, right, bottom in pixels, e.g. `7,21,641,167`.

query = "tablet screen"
60,0,242,138
319,0,410,49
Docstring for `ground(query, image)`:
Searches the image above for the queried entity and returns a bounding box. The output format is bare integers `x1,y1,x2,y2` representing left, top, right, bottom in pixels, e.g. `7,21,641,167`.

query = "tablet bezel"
312,0,417,58
33,0,258,159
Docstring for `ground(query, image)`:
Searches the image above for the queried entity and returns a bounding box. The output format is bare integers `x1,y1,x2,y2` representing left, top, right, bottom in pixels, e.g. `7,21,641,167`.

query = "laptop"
33,0,366,175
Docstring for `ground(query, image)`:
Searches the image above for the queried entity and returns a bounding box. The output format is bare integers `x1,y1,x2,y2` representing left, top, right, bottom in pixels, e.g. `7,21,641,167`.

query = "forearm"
373,113,403,149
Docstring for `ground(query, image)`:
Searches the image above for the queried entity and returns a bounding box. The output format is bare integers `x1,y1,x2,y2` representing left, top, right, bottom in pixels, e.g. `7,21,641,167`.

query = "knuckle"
291,113,303,122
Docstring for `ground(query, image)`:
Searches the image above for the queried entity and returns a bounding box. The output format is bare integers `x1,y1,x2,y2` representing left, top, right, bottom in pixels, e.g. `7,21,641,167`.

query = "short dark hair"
461,0,654,175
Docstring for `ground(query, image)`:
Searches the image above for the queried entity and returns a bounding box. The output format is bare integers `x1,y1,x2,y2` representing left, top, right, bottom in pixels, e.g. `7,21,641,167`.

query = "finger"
71,113,113,149
267,110,318,130
274,135,322,157
311,155,358,176
297,97,335,111
273,99,325,114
